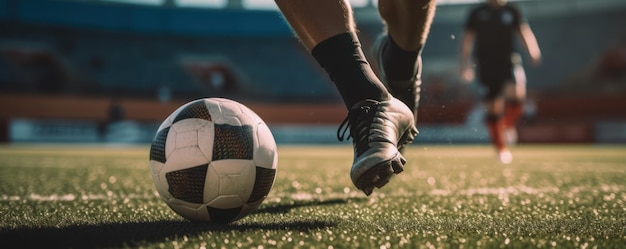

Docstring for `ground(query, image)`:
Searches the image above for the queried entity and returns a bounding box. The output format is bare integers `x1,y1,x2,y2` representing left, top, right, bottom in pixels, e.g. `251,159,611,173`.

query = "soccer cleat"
337,98,418,195
497,149,513,164
372,34,422,142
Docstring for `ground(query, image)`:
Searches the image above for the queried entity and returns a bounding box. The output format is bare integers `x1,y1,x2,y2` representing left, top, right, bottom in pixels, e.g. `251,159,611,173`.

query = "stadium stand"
0,0,625,143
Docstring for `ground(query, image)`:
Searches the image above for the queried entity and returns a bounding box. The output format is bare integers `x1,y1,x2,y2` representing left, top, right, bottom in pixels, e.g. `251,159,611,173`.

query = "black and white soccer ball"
149,98,278,223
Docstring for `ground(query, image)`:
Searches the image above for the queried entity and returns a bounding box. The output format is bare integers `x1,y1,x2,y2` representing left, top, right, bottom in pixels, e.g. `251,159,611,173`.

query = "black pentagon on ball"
165,164,209,204
247,167,276,204
213,124,254,161
207,206,243,224
149,127,170,164
173,99,212,123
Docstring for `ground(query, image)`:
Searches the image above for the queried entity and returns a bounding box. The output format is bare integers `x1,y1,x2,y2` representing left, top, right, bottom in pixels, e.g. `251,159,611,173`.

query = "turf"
0,144,624,248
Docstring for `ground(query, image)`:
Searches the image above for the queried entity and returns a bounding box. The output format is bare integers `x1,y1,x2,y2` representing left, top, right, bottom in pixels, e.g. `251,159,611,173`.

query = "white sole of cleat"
355,153,406,196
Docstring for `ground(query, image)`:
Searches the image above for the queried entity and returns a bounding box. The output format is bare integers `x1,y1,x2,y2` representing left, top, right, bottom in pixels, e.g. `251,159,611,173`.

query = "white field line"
3,184,621,202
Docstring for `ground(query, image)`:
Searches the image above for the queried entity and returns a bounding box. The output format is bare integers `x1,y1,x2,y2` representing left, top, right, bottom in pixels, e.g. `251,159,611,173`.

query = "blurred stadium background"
0,0,625,144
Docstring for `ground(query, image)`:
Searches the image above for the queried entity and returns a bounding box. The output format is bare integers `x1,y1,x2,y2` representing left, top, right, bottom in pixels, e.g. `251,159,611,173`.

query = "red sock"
486,115,506,151
504,101,524,128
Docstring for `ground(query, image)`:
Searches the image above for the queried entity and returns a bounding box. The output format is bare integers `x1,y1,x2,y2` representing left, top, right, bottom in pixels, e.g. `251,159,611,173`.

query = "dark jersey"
465,3,524,64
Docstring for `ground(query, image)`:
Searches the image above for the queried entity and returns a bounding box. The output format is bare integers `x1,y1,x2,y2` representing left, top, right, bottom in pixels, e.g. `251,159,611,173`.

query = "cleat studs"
375,178,390,188
362,186,374,196
391,161,404,173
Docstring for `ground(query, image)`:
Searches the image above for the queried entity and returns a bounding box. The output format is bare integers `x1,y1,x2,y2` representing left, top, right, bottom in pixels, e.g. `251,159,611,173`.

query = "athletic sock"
311,32,389,109
504,100,524,128
381,35,422,82
486,113,507,151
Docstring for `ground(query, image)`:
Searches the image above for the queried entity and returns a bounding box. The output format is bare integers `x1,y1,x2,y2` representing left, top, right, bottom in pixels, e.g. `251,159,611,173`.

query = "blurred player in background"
459,0,542,164
274,0,436,195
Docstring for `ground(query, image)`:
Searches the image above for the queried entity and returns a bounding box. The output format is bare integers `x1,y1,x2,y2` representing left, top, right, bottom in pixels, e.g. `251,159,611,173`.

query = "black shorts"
477,63,514,100
476,53,523,100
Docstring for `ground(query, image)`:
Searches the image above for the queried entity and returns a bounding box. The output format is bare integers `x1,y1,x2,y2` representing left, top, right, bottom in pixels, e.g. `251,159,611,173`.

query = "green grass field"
0,144,624,248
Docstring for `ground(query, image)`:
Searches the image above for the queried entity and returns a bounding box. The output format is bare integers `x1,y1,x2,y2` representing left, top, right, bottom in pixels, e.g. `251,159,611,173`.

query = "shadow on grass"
0,219,334,248
255,197,366,214
0,198,358,248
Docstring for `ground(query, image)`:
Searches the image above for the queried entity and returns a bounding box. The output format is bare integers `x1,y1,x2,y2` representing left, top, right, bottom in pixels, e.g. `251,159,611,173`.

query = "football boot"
372,33,422,153
498,149,513,164
337,97,418,195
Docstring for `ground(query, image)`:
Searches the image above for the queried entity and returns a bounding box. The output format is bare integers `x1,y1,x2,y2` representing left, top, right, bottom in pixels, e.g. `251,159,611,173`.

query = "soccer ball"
148,98,278,223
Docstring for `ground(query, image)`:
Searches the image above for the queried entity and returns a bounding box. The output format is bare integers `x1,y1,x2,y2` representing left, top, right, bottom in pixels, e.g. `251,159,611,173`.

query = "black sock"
311,32,389,109
382,35,421,81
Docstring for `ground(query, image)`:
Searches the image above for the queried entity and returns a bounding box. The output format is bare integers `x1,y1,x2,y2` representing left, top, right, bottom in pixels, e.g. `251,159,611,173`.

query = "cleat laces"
337,102,393,156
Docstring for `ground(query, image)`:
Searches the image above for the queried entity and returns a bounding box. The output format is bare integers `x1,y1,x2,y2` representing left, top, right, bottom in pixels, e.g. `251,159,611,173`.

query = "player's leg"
373,0,437,125
485,97,511,164
275,0,389,109
483,80,512,164
502,62,527,144
379,0,436,52
275,0,418,195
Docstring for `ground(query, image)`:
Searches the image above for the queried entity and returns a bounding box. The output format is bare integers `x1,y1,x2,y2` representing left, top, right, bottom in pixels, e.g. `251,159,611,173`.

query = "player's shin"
485,113,506,151
504,100,524,128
